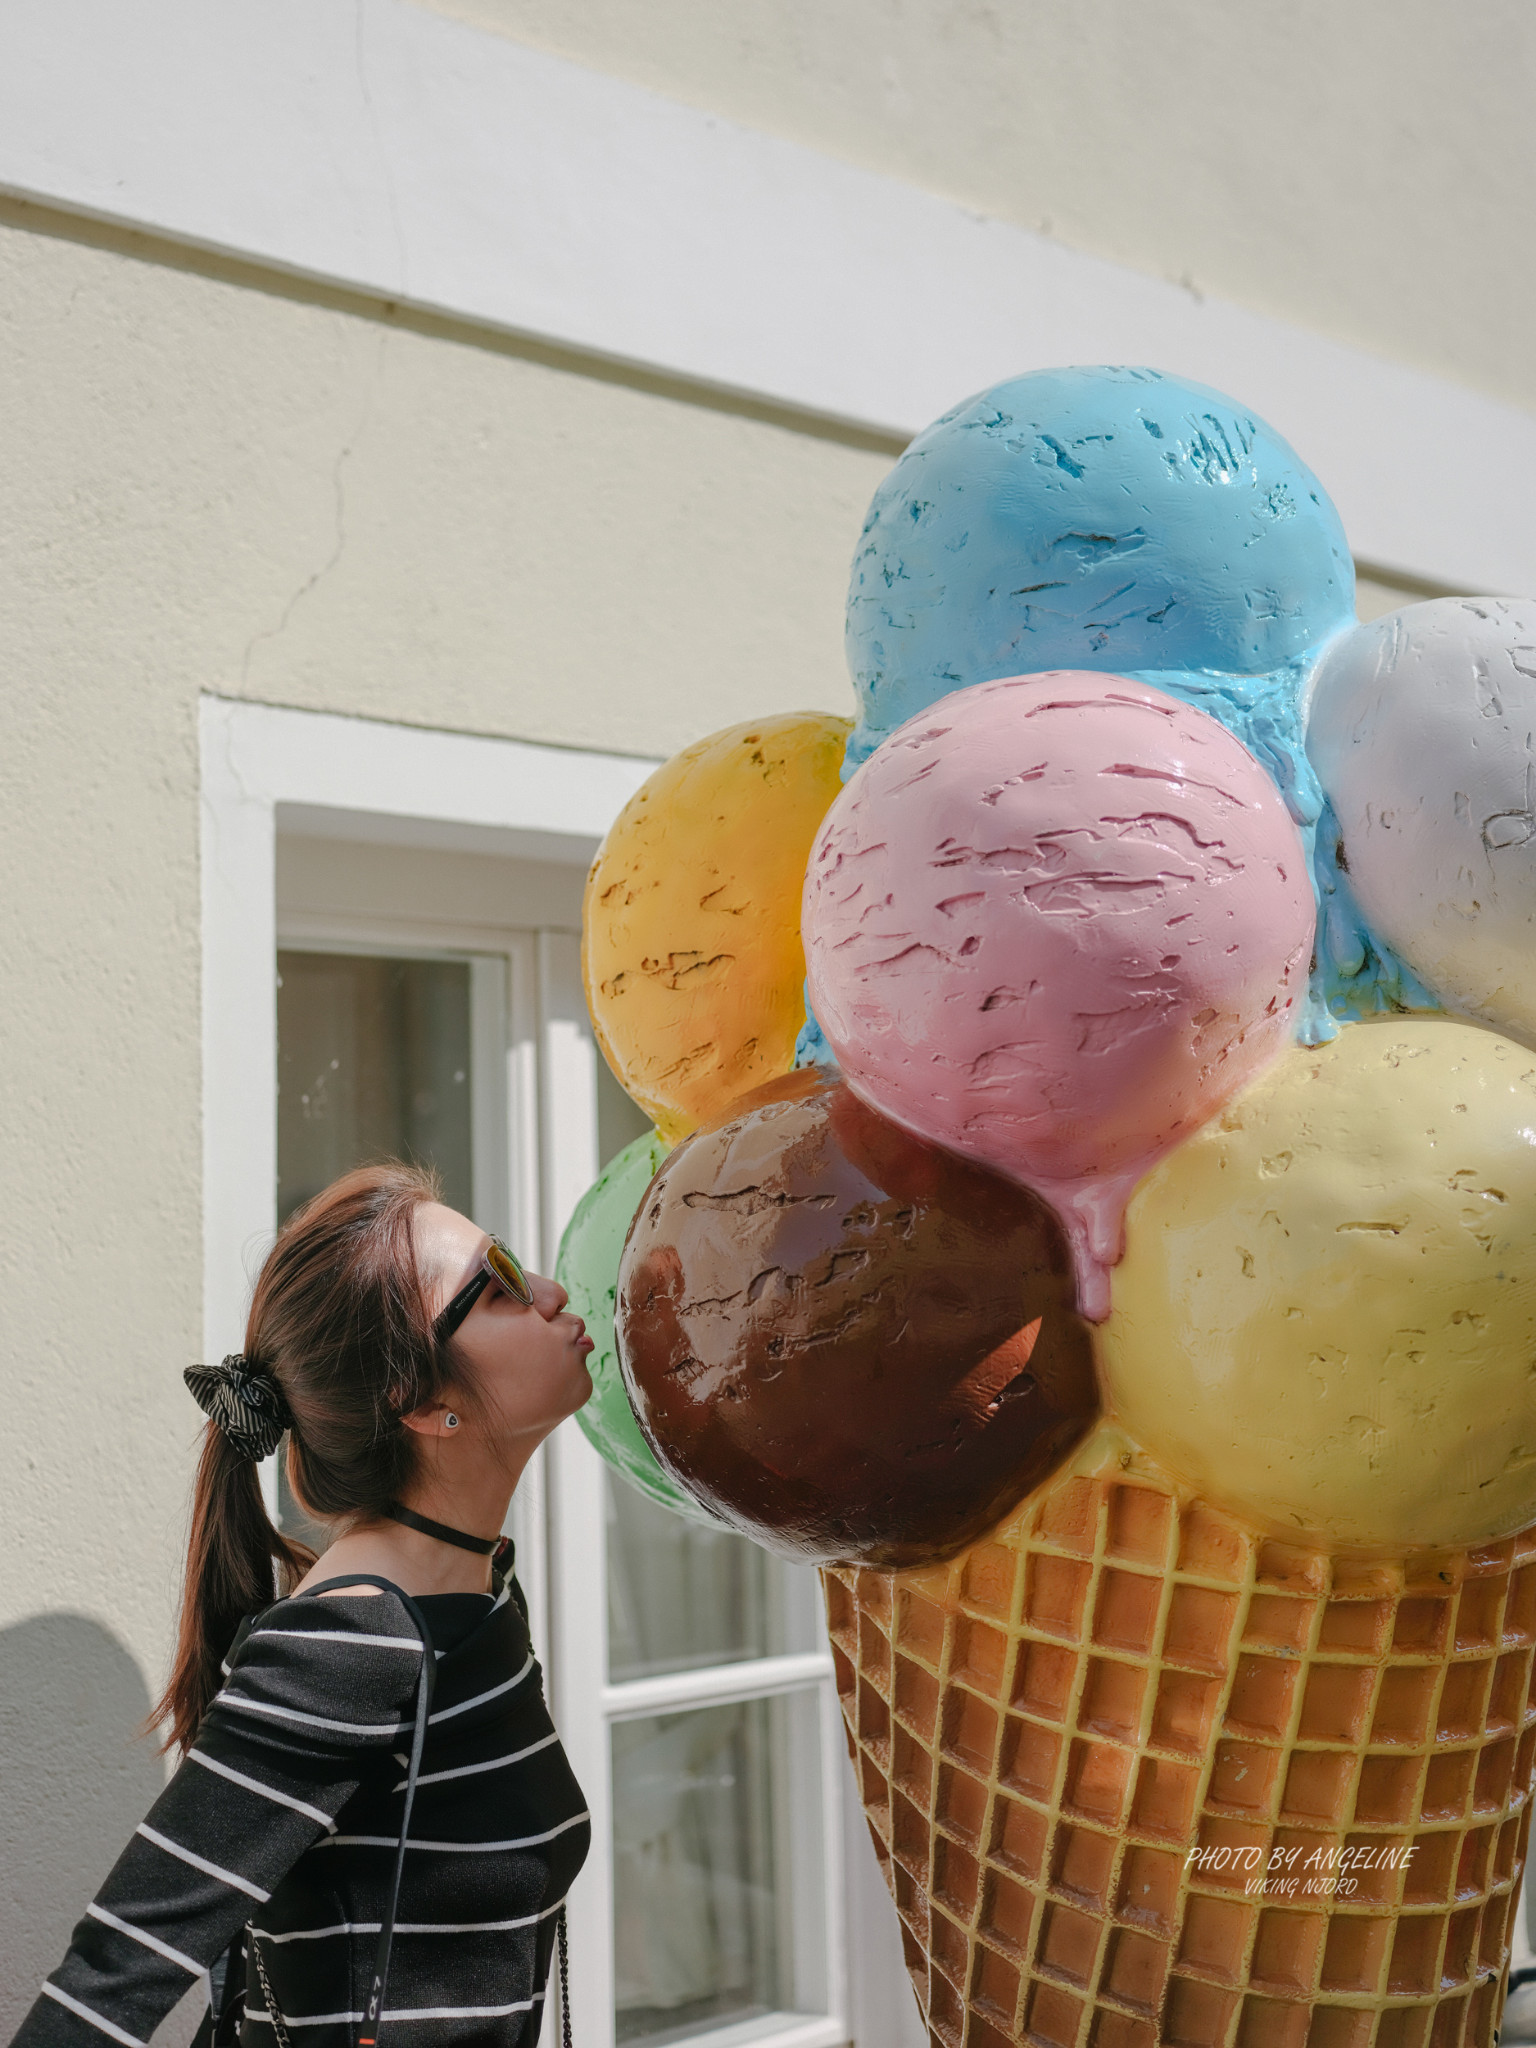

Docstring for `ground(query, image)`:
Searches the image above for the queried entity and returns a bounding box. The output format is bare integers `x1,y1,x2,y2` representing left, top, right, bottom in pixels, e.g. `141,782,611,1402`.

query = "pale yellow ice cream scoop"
1098,1016,1536,1553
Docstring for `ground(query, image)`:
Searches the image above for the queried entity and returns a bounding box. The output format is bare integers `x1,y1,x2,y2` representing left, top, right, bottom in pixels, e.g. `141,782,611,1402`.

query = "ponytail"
154,1428,313,1753
154,1161,451,1754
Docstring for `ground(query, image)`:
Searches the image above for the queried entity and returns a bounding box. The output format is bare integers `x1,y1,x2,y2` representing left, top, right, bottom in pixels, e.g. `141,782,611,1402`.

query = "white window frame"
202,695,850,2048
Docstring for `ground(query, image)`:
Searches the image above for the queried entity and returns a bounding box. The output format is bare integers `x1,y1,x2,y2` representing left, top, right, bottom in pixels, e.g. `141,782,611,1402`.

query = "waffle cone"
824,1426,1536,2048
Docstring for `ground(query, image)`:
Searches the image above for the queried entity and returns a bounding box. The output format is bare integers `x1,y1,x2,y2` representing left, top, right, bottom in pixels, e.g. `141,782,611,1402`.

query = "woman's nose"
531,1272,569,1318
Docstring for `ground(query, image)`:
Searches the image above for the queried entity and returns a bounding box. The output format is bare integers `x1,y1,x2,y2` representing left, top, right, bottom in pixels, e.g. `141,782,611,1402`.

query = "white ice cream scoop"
1307,596,1536,1046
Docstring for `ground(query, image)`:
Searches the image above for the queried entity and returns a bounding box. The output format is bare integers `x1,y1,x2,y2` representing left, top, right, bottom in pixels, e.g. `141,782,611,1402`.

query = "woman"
12,1163,593,2048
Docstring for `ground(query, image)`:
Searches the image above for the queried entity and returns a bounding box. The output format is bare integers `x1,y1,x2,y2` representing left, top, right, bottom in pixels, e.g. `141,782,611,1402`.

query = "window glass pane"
612,1692,826,2045
274,948,474,1545
606,1474,822,1684
276,950,473,1224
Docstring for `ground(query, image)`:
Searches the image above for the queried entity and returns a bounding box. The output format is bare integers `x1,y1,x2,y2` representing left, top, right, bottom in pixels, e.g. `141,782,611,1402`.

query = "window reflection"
606,1473,820,1683
275,949,472,1226
274,948,473,1547
612,1694,825,2045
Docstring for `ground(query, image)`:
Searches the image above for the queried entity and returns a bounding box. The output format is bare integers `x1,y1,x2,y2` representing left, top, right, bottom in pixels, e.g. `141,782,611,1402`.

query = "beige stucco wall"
429,0,1536,418
0,200,884,2020
0,9,1474,2011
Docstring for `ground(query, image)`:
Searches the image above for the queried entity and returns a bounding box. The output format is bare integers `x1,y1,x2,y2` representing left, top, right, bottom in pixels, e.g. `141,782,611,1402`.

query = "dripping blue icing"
1306,797,1438,1037
1122,660,1436,1037
793,994,835,1071
1123,656,1336,1038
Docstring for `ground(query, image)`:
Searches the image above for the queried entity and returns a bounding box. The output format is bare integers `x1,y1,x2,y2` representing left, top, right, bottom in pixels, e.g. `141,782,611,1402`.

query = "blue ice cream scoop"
844,363,1355,770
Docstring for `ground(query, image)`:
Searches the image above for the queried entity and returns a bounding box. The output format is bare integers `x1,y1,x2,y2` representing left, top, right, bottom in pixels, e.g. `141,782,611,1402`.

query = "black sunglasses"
435,1237,535,1340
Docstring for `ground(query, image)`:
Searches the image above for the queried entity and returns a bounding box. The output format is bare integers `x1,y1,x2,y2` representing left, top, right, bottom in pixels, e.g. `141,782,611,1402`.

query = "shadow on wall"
0,1612,206,2044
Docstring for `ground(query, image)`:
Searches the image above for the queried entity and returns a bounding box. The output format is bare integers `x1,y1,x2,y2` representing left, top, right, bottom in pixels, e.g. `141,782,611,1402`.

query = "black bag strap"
557,1903,573,2048
294,1576,438,2048
296,1572,436,2039
189,1925,244,2048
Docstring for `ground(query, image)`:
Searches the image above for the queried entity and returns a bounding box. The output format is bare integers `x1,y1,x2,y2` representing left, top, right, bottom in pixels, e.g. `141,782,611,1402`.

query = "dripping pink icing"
803,673,1313,1320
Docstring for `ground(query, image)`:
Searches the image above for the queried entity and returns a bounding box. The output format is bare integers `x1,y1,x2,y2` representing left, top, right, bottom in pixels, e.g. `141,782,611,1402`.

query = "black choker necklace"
382,1502,501,1556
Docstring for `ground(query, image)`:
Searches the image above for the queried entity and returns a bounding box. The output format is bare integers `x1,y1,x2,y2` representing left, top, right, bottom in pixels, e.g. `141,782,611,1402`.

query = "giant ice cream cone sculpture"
558,369,1536,2046
827,1430,1536,2048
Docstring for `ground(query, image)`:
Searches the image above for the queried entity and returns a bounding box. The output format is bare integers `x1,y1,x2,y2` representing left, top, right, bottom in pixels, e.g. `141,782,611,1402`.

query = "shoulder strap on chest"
298,1575,437,2046
297,1573,439,1697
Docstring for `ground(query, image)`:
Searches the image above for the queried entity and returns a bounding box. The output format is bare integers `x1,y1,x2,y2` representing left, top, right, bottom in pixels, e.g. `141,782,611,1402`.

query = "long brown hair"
155,1162,455,1752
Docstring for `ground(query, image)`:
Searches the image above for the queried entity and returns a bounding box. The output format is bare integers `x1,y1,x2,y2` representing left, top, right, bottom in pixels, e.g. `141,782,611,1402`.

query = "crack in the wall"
238,436,355,686
236,1,407,691
238,326,389,684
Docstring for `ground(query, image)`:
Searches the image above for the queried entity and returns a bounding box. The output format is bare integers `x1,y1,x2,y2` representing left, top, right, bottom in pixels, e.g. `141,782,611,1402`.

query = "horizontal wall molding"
4,0,1534,593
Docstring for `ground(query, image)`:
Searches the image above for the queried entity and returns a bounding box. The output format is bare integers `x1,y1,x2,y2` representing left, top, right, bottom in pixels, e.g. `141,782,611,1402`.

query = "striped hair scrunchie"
183,1354,293,1462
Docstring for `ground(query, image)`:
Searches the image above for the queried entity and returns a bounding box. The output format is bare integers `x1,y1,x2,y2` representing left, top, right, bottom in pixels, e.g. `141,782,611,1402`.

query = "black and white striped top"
12,1561,589,2048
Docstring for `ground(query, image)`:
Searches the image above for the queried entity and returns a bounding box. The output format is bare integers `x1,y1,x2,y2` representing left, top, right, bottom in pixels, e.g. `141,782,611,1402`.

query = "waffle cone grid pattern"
824,1450,1536,2048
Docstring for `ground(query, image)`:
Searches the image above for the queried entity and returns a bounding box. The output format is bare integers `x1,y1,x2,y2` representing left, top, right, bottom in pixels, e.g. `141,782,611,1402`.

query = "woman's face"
413,1202,594,1461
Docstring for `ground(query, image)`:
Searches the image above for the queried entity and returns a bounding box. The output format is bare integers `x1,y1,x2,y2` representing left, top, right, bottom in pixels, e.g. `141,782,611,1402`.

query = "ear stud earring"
445,1412,460,1430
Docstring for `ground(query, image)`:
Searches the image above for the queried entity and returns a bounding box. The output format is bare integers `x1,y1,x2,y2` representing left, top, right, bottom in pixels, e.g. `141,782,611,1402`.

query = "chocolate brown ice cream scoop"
617,1069,1098,1566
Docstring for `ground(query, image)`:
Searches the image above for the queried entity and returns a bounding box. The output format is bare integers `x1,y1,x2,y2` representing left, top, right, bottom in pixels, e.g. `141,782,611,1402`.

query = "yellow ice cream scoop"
583,712,850,1143
1099,1016,1536,1552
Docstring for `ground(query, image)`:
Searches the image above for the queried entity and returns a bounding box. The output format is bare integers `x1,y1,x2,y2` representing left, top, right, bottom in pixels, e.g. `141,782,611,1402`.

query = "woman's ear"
401,1400,460,1439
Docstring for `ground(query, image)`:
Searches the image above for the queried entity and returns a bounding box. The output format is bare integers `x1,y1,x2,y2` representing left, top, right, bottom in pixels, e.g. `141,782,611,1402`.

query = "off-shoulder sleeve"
10,1593,425,2048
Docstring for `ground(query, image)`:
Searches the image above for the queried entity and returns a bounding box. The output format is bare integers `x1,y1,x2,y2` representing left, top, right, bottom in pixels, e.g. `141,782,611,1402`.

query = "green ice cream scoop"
557,1127,718,1527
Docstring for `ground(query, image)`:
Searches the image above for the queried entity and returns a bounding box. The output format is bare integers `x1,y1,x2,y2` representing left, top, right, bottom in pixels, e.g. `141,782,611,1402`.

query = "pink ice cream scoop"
802,673,1314,1319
